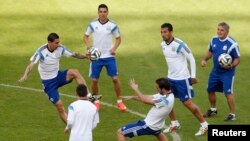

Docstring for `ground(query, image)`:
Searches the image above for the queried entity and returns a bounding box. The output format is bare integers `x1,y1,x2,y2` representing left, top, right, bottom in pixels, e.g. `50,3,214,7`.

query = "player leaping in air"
18,32,100,124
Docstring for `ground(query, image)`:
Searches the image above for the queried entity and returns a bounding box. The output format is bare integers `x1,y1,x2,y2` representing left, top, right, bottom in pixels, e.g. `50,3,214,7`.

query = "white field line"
0,83,146,117
0,83,181,141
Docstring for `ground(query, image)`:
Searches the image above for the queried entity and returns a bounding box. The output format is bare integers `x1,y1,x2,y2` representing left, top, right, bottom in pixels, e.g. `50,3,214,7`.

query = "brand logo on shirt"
213,44,216,48
223,45,228,51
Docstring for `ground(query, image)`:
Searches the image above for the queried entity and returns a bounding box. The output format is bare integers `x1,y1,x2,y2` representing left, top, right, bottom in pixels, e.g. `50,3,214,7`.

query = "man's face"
48,39,60,51
161,27,172,41
156,84,163,94
98,8,108,21
217,26,228,40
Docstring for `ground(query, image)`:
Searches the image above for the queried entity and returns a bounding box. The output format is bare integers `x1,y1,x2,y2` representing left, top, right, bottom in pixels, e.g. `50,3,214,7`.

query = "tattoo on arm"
73,52,86,59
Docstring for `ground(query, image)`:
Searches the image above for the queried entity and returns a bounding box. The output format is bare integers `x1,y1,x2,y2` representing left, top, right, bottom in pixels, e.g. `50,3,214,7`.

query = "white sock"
210,108,217,111
229,113,235,117
200,121,208,127
171,120,179,125
117,99,122,103
87,93,92,98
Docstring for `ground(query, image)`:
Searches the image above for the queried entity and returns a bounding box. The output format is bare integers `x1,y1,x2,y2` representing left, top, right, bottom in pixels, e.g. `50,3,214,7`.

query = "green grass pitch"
1,0,250,141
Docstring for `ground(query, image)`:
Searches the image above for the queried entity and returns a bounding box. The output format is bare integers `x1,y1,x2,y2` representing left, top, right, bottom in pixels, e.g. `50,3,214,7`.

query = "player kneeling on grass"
65,84,99,141
117,78,174,141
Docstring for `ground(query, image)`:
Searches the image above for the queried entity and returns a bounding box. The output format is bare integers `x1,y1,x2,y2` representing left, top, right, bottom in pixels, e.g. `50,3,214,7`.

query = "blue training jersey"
208,36,240,73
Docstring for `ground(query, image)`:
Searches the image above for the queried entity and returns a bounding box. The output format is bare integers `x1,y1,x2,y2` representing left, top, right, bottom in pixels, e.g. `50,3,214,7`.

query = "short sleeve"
111,25,120,38
85,23,94,36
61,46,73,57
152,94,169,108
30,51,42,64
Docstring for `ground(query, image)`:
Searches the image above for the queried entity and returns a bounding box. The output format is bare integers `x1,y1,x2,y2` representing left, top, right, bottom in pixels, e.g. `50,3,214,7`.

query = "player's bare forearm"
114,37,121,49
72,52,87,59
83,35,92,50
201,51,213,67
18,62,35,82
132,89,154,105
202,51,213,61
110,37,121,55
121,96,140,101
232,57,240,67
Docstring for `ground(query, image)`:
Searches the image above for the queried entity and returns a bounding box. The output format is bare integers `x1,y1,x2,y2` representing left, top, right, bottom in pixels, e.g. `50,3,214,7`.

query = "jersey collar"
98,18,109,25
165,37,174,45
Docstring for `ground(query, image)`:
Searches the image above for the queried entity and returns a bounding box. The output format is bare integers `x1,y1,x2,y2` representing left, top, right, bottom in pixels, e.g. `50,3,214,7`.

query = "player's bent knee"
68,69,81,77
92,79,98,83
117,129,123,135
112,77,119,83
55,102,65,113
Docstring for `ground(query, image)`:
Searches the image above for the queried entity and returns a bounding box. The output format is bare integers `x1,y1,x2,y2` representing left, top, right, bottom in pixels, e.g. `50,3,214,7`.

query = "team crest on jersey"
223,45,228,51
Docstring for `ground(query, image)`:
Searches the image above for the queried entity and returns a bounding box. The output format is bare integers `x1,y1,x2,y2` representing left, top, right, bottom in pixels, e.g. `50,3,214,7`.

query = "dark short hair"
161,23,173,32
156,78,170,90
47,33,59,42
98,4,108,11
76,84,88,97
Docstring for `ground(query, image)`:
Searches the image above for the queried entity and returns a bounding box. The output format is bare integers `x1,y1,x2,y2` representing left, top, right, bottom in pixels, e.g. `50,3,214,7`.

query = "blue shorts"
42,70,72,104
121,120,161,138
168,78,194,102
207,71,234,94
89,57,118,79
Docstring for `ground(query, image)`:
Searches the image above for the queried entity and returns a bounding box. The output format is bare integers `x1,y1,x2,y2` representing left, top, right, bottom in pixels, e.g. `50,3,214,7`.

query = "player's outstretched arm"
129,79,154,105
121,96,139,101
18,62,35,82
72,52,88,59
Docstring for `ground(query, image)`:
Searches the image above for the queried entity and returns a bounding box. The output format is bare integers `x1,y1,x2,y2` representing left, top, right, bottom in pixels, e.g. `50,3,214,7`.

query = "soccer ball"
89,47,101,60
218,53,232,67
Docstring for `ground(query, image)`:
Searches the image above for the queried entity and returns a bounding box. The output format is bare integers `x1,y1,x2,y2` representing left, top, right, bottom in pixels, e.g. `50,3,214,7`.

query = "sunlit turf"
1,0,250,141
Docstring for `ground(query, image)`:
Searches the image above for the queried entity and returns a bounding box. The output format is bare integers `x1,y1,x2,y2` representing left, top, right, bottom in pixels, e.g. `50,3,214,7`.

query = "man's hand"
64,128,70,133
201,60,207,67
191,78,198,84
222,64,233,69
18,75,27,82
129,79,139,91
110,48,116,55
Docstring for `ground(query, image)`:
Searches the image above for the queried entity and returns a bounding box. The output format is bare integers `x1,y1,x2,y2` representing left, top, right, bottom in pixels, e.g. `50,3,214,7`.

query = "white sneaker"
195,126,208,136
163,122,181,133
